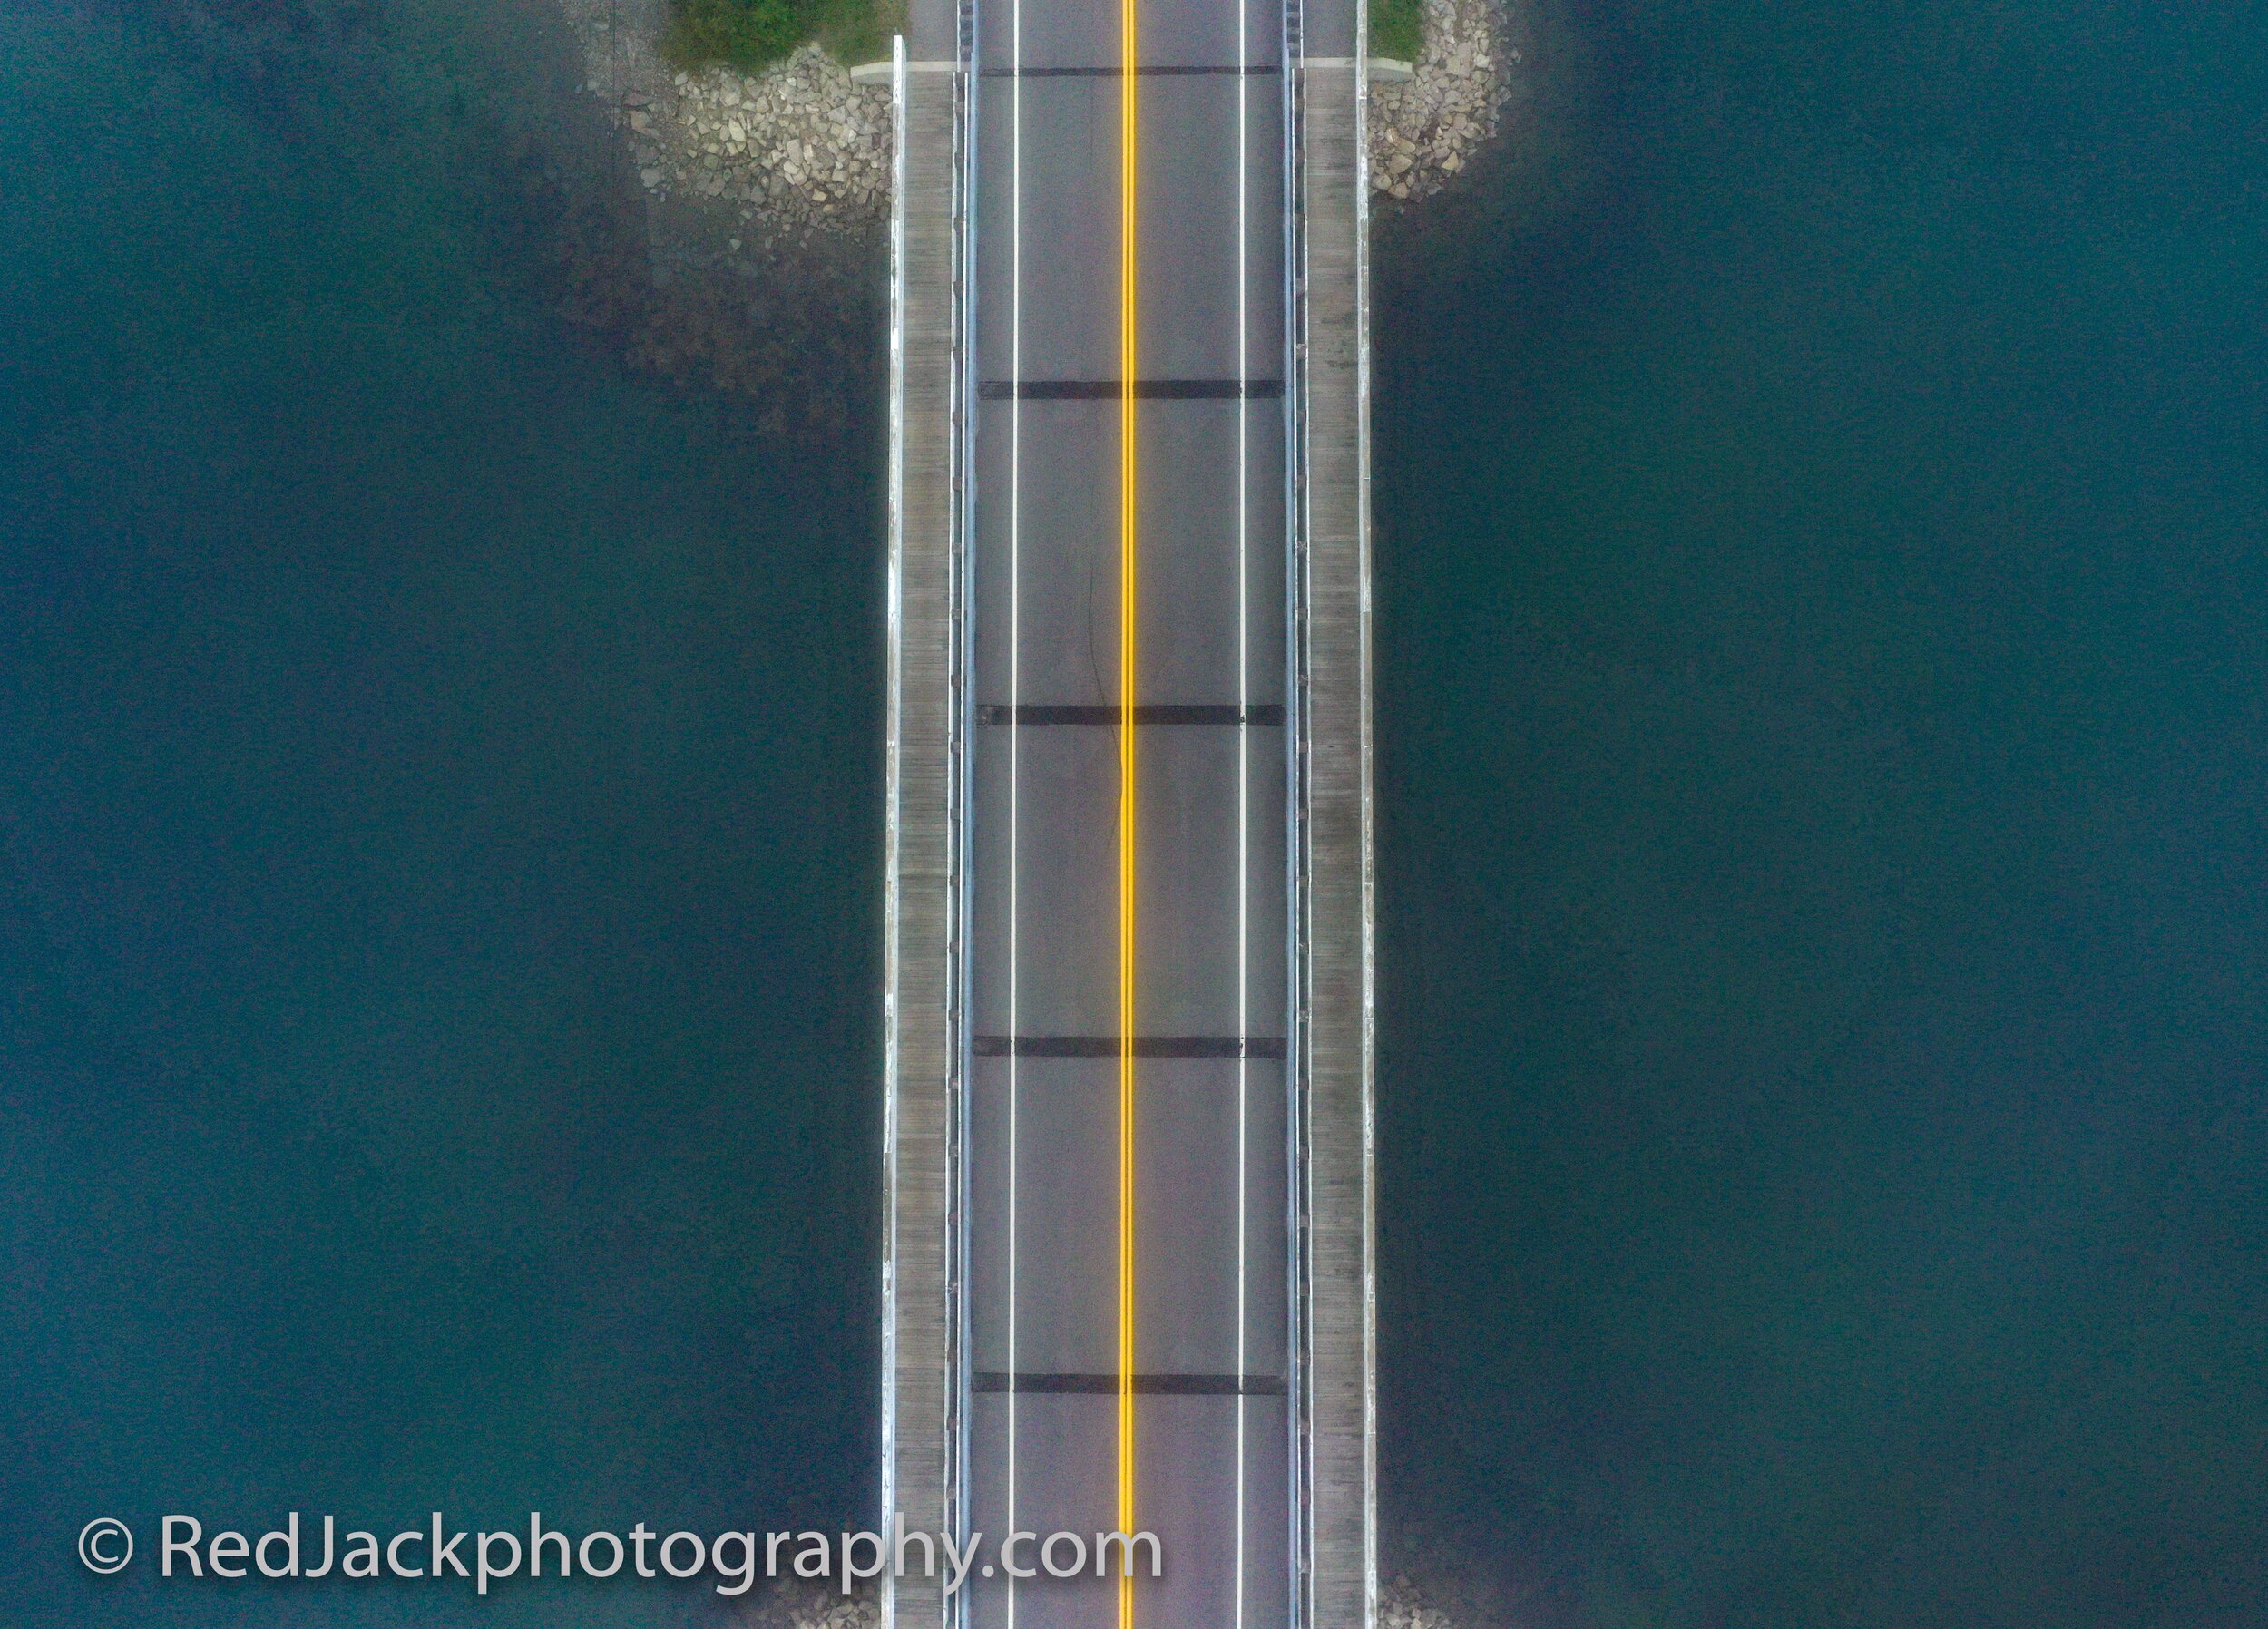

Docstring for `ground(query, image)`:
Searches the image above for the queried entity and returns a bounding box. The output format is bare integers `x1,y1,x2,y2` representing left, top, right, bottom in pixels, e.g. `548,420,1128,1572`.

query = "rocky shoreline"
532,0,1514,426
556,0,1514,239
560,0,893,242
1369,0,1516,205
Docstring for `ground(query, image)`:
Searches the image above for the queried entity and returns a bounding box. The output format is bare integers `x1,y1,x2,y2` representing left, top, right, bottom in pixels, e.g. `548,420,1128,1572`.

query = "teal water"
1374,1,2267,1623
2,0,2263,1625
0,5,881,1624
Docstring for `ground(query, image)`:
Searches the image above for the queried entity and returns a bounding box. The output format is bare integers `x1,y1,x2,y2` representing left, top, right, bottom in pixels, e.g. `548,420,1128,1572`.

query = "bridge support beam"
882,39,963,1629
1293,51,1376,1629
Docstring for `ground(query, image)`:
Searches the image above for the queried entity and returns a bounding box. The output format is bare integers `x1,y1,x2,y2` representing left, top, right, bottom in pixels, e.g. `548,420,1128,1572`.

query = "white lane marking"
1234,0,1252,1626
1007,3,1026,1626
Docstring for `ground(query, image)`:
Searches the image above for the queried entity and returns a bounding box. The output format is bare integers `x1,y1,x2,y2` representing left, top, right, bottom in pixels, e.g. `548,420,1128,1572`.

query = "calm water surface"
3,0,2263,1624
1374,2,2266,1623
1,5,881,1625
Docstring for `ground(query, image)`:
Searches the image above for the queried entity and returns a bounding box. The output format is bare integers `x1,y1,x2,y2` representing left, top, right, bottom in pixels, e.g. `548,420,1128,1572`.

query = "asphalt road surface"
953,0,1338,1625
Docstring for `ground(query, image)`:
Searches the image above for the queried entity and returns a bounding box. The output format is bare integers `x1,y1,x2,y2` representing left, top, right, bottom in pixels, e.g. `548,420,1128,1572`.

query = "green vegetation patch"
662,0,904,74
1370,0,1422,63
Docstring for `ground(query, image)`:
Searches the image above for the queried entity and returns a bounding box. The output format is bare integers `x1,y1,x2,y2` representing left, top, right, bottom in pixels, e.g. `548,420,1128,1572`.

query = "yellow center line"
1117,0,1139,1622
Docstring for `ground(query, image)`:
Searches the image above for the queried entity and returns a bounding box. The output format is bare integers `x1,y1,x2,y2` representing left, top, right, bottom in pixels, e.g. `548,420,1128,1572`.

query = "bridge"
876,0,1374,1623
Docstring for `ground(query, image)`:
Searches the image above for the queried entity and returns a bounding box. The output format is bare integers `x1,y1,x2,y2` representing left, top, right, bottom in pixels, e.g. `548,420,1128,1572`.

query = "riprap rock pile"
560,0,892,238
1369,0,1515,201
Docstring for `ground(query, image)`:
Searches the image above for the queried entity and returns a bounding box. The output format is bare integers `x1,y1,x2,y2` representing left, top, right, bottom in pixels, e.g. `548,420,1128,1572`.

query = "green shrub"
1370,0,1422,63
816,0,902,71
663,0,808,72
662,0,903,73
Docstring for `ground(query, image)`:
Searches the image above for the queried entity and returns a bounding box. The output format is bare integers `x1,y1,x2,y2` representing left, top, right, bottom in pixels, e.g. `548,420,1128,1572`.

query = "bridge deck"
882,0,1371,1624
